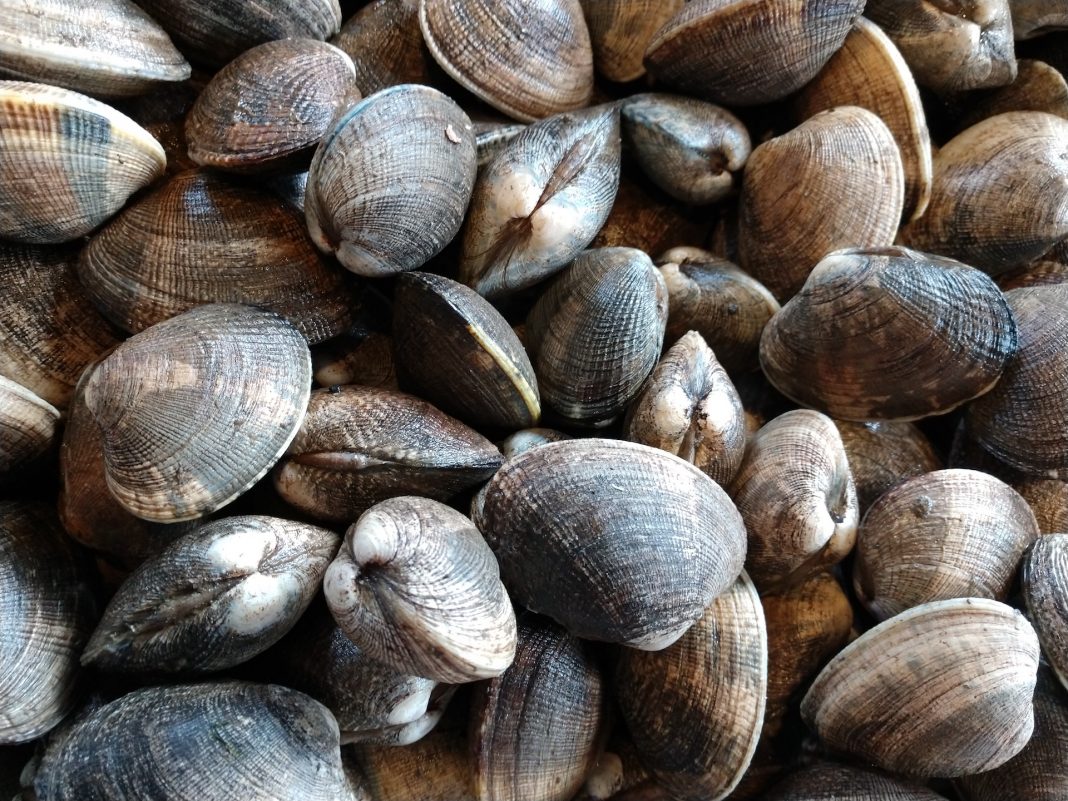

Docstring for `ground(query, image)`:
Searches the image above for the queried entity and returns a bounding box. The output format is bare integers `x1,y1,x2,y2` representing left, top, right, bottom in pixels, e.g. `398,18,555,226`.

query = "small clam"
499,427,570,458
958,60,1068,129
0,81,165,243
332,0,432,95
834,421,943,514
306,84,477,277
472,439,747,649
1014,478,1068,533
580,0,683,82
356,728,475,801
1021,534,1068,691
1013,0,1068,39
801,598,1040,777
764,762,950,801
313,332,398,390
590,171,710,255
0,376,59,479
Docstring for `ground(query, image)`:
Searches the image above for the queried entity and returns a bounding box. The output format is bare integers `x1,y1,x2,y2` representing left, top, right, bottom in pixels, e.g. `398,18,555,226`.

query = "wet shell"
801,598,1040,777
1022,534,1068,691
274,385,502,524
590,171,710,255
738,107,905,301
82,516,338,673
616,572,767,801
834,421,943,514
356,728,475,801
332,0,432,95
1014,478,1068,533
854,469,1039,621
764,762,950,801
306,84,477,277
82,303,311,522
0,0,190,96
498,427,570,458
0,502,95,744
393,271,540,429
0,81,165,243
33,682,346,800
0,376,59,479
1013,0,1068,39
313,332,398,390
643,0,865,106
472,439,747,649
959,60,1068,129
760,247,1017,421
580,0,682,82
418,0,593,122
186,39,357,172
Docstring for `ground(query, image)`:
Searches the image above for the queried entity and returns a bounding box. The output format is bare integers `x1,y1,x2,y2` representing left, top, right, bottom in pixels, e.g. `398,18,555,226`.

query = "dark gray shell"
835,420,942,514
1022,534,1068,692
764,762,949,800
0,376,59,479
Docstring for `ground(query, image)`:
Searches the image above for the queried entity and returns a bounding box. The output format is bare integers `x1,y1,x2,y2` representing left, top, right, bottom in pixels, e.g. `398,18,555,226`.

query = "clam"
615,572,767,801
854,469,1040,621
274,385,502,524
764,762,950,800
472,439,747,649
474,120,527,168
0,376,59,479
620,94,751,205
82,303,311,522
524,247,666,426
801,598,1040,777
33,682,346,800
332,0,432,95
760,247,1017,421
79,169,353,343
0,0,190,96
306,83,477,277
0,502,95,744
729,410,858,591
958,60,1068,129
119,73,207,174
1014,477,1068,533
1021,534,1068,691
1000,259,1068,290
738,107,905,301
0,81,165,243
82,516,338,673
643,0,865,106
590,171,710,255
313,332,398,390
393,271,540,430
623,331,746,486
459,107,621,299
796,16,932,222
418,0,593,122
580,0,682,82
1013,0,1068,39
903,112,1068,274
185,39,358,172
498,427,570,458
470,616,606,801
356,728,475,801
834,421,943,514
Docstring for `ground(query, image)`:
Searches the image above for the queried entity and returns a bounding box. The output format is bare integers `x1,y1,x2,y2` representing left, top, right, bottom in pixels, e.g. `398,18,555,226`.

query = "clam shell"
590,171,710,255
498,427,570,458
1013,0,1068,39
306,84,477,277
764,762,950,801
580,0,682,82
1021,534,1068,691
1014,477,1068,533
356,729,475,801
801,598,1040,777
472,439,747,649
0,81,165,243
82,303,311,522
474,120,527,168
760,247,1018,421
959,59,1068,129
418,0,593,122
0,376,59,479
1000,258,1068,290
332,0,432,95
834,420,942,514
313,332,398,390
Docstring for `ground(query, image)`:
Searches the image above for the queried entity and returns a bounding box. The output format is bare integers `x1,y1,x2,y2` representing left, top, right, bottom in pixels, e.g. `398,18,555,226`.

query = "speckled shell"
644,0,865,106
801,598,1040,778
1014,477,1068,533
418,0,593,122
306,84,477,277
1022,534,1068,692
580,0,682,82
760,247,1018,421
764,762,950,800
33,682,346,801
1012,0,1068,38
472,439,747,649
0,376,59,478
0,0,190,96
356,728,475,801
82,304,311,522
332,0,432,95
0,502,95,744
0,81,165,243
959,60,1068,129
739,107,905,301
835,421,942,513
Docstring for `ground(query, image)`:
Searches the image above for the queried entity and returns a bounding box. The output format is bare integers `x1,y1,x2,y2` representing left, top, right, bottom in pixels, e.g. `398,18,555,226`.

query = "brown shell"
1022,534,1068,692
313,332,398,390
580,0,682,82
0,81,165,243
1012,0,1068,39
764,762,950,801
356,728,475,801
760,247,1018,421
834,420,943,514
644,0,865,106
959,60,1068,130
118,73,206,174
738,107,904,301
332,0,432,95
1014,478,1068,533
418,0,593,122
0,376,59,479
186,39,357,172
589,171,710,256
999,259,1068,290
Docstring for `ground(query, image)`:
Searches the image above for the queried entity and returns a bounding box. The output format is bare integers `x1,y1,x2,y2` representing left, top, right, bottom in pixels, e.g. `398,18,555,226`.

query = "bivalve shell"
1012,0,1068,39
332,0,432,95
1021,534,1068,692
764,762,950,801
0,376,59,479
580,0,682,83
835,420,943,514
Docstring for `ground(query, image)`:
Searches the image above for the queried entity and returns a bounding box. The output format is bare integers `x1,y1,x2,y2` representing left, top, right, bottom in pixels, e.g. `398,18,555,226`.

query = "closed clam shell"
474,120,527,168
33,682,345,801
306,84,477,277
525,247,667,426
393,271,540,429
0,502,95,745
0,376,59,479
82,303,311,522
760,247,1018,421
801,598,1040,777
590,171,710,255
834,421,942,514
999,258,1068,290
904,112,1068,274
498,427,570,458
313,332,398,389
1013,0,1068,39
965,284,1068,474
739,107,905,301
325,497,516,684
274,385,502,524
0,81,165,243
958,60,1068,129
854,469,1040,621
356,728,475,801
332,0,432,95
459,107,621,299
1022,534,1068,691
0,0,190,96
186,39,357,172
616,572,767,801
472,439,747,649
643,0,865,106
580,0,682,82
418,0,593,122
82,516,339,673
1014,478,1068,533
796,16,932,222
470,616,606,801
764,762,950,801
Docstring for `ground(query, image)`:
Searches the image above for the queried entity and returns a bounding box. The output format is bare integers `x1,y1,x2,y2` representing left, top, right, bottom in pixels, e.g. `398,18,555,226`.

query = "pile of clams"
3,1,1068,800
